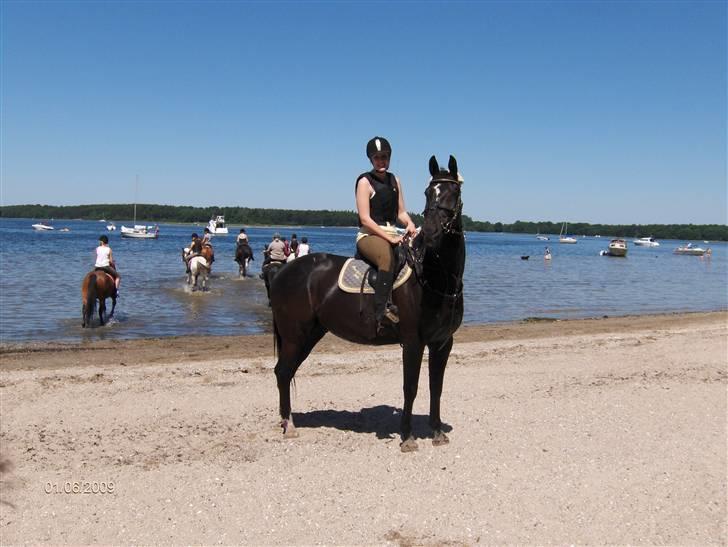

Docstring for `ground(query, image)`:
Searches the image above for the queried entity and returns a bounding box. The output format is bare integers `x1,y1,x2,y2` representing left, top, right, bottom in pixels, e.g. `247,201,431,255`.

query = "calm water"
1,217,725,342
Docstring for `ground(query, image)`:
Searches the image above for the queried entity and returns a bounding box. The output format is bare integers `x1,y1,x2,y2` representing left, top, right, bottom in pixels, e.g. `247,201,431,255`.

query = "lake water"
0,217,725,343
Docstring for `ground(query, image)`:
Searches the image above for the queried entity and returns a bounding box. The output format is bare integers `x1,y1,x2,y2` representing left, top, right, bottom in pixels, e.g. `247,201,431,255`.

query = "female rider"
355,136,416,326
94,235,121,296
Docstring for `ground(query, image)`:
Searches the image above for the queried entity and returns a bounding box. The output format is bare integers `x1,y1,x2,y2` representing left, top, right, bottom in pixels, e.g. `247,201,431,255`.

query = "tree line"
2,203,726,241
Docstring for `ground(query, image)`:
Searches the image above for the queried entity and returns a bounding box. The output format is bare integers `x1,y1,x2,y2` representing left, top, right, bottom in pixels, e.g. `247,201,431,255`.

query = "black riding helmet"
192,233,199,239
366,136,391,159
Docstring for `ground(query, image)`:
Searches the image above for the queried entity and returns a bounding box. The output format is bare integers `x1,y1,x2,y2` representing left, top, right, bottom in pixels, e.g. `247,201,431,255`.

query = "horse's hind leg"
109,297,116,318
274,324,327,438
98,300,106,326
428,337,453,446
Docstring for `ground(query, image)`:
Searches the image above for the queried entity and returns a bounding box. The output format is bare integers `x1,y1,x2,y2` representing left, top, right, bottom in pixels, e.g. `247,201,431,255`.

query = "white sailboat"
559,222,577,244
120,175,159,239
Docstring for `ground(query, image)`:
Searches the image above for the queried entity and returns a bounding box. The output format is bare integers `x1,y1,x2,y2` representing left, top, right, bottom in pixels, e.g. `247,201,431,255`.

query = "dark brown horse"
81,270,117,327
261,250,286,305
235,241,254,277
270,155,465,452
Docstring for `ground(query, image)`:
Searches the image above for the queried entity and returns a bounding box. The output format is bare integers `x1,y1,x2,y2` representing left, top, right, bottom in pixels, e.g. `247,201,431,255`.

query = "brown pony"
270,155,465,452
81,270,117,327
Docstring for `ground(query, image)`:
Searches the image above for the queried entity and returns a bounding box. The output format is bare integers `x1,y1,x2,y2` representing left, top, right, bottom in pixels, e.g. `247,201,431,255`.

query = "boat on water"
207,215,228,235
121,175,159,239
31,222,54,231
633,236,660,247
674,243,709,256
121,224,159,239
59,227,71,233
106,224,117,231
536,234,549,241
558,222,577,244
604,239,628,257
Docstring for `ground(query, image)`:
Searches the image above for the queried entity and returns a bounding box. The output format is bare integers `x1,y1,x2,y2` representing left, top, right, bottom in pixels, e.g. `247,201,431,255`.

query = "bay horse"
81,270,117,327
261,251,286,305
186,245,214,291
270,155,465,452
235,241,254,277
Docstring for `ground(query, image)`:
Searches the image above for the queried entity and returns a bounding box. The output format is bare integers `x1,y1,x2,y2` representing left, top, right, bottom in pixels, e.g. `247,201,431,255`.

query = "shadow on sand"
291,404,452,440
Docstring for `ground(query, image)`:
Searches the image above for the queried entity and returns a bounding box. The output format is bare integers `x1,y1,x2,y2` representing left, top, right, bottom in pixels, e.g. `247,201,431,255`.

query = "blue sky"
1,1,725,225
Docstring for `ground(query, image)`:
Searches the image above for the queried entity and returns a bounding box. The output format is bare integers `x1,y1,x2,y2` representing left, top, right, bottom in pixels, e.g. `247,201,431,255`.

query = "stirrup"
383,304,399,324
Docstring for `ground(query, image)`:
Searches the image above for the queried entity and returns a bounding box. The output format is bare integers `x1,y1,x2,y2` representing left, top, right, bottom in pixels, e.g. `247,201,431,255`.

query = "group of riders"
90,136,412,331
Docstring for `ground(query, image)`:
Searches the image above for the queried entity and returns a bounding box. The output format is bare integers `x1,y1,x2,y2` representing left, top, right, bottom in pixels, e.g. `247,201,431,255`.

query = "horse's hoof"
281,420,298,438
432,431,450,446
400,437,418,453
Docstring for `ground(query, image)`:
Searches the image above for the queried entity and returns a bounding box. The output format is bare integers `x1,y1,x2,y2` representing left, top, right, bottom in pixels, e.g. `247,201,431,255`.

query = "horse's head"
421,155,463,247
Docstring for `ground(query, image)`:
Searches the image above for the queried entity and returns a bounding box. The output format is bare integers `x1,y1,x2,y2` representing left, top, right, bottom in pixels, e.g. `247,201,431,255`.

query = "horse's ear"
429,156,440,177
448,155,458,179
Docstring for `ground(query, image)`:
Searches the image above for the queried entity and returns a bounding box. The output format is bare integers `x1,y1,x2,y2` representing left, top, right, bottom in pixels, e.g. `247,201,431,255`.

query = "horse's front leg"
109,297,116,319
428,337,453,446
400,342,425,452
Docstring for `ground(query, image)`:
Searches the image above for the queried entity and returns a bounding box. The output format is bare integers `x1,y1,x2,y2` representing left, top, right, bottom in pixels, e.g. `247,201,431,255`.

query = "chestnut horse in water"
81,270,117,327
270,155,465,452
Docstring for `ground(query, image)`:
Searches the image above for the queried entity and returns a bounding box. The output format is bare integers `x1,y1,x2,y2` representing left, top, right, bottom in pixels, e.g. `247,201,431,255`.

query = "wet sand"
0,312,726,545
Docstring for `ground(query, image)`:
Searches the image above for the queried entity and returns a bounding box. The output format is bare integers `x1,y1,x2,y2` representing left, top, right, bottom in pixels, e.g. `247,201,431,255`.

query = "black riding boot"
374,269,399,326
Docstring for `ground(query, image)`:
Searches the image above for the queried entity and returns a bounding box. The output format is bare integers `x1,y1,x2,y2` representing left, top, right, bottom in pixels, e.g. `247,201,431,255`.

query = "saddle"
337,245,412,294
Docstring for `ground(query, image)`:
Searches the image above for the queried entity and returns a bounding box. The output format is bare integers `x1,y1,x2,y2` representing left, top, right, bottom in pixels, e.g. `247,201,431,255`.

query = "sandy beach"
0,312,725,545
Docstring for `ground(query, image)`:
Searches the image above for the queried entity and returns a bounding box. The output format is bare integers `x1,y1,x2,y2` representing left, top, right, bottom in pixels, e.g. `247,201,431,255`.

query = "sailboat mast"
134,175,138,223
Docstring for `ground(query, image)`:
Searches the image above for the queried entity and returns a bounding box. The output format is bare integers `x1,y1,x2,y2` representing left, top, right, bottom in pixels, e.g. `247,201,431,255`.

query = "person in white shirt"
94,235,121,295
296,237,311,257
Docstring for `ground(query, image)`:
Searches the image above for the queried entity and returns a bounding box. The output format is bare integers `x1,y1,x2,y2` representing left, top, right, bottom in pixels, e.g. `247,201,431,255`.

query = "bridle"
423,178,463,236
404,175,465,302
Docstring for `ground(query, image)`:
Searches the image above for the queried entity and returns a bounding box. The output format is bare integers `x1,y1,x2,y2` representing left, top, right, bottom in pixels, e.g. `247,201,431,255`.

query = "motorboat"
674,243,709,256
120,224,159,239
106,224,117,231
605,239,628,257
208,215,229,235
536,234,549,241
559,222,577,244
59,228,71,232
32,222,54,231
633,236,660,247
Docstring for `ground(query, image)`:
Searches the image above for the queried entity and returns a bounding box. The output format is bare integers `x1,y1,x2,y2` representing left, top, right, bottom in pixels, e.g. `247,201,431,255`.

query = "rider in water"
355,136,416,327
260,233,287,278
95,235,121,296
185,232,203,273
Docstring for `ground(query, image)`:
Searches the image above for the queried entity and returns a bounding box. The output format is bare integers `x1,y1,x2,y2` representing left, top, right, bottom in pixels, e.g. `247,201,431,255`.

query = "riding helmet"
366,136,391,159
192,233,199,239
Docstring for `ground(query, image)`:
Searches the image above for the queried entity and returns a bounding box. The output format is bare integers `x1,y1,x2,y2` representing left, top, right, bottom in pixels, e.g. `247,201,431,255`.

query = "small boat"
59,227,71,232
633,236,660,247
674,243,708,256
106,224,117,231
121,224,159,239
31,222,54,231
207,215,229,235
605,239,628,257
536,234,549,241
559,222,577,244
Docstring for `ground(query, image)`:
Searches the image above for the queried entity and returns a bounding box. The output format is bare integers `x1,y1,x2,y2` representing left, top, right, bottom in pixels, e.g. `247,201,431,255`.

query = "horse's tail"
83,273,97,325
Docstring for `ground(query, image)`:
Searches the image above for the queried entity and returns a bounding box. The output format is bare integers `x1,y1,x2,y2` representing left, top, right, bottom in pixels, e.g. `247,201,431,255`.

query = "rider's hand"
390,234,404,245
405,222,417,236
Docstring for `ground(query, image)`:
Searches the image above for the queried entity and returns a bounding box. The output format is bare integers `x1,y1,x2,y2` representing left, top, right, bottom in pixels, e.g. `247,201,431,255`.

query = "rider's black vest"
190,239,202,253
356,171,398,226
